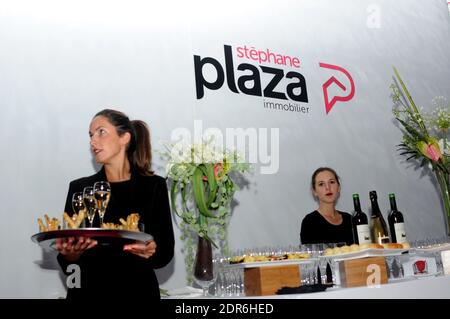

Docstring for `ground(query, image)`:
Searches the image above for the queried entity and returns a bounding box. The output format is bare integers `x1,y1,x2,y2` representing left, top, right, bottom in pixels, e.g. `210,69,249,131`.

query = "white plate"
413,272,439,279
376,248,410,256
413,243,450,254
227,257,317,269
320,248,409,261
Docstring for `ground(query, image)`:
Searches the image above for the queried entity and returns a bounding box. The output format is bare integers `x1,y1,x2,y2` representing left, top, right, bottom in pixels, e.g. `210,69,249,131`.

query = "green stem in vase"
435,169,450,235
393,66,429,138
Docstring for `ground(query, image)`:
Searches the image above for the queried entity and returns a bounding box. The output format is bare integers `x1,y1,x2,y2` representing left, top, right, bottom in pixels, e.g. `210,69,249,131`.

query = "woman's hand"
123,240,157,259
55,237,98,262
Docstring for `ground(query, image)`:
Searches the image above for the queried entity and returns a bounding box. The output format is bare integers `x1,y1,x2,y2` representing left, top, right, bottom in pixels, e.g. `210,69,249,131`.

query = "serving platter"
413,243,450,254
226,257,317,269
31,228,153,250
320,248,409,261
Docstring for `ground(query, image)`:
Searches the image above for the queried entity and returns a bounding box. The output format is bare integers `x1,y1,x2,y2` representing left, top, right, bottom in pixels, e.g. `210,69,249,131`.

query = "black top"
300,210,354,245
57,166,175,300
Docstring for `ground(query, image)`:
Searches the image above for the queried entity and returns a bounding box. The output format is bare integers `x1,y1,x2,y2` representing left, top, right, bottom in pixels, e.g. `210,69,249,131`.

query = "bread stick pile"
101,213,141,231
63,212,85,229
37,214,61,232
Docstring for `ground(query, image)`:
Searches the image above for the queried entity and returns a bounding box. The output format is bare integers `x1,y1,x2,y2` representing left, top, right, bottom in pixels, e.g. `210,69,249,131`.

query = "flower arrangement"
161,139,251,282
391,67,450,234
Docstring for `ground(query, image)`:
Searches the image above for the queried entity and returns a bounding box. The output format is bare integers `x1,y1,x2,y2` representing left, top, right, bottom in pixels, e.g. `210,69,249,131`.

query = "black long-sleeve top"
57,166,175,300
300,210,354,245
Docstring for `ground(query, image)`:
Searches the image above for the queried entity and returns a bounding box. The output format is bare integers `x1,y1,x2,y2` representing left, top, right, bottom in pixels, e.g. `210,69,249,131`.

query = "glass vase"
193,236,216,297
435,170,450,236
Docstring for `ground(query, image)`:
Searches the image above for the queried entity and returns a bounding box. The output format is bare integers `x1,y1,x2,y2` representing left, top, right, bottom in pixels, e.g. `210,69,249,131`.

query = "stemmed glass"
83,186,96,227
325,242,345,286
93,181,111,227
71,192,86,228
195,257,218,297
193,239,218,297
310,243,327,285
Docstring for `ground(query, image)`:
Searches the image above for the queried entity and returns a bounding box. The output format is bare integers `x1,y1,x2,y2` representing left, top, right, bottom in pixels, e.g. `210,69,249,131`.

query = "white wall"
0,0,449,298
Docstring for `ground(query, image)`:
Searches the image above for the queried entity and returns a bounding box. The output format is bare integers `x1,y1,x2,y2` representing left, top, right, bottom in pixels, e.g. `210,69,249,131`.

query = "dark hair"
94,109,153,176
311,167,340,190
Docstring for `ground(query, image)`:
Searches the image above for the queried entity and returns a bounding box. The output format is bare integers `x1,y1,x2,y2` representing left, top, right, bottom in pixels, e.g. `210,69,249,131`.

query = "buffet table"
256,274,450,299
167,274,450,299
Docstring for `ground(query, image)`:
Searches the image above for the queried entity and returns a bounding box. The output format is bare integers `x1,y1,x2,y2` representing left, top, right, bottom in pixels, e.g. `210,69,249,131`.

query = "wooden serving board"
338,256,388,288
244,264,300,296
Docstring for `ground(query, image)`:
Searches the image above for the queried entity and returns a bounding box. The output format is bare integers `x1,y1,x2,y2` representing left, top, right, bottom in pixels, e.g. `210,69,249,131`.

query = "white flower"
165,162,173,174
169,142,192,164
438,139,450,156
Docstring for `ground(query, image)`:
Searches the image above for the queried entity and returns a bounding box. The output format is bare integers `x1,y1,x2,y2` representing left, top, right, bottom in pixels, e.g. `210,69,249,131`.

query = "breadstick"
63,212,76,229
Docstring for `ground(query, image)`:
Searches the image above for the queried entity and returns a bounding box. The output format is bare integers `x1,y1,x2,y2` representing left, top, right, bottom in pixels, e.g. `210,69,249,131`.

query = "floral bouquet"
161,138,251,282
391,67,450,233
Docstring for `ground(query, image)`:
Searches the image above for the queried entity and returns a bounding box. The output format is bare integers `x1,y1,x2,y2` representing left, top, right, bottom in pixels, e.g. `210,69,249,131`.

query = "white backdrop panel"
0,0,449,297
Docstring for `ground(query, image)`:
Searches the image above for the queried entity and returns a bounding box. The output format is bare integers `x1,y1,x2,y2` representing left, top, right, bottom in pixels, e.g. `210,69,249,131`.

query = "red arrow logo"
319,62,355,114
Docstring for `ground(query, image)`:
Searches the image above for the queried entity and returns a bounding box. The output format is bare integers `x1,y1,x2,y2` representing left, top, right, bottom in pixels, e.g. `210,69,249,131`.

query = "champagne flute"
83,186,96,228
71,192,86,228
94,181,111,227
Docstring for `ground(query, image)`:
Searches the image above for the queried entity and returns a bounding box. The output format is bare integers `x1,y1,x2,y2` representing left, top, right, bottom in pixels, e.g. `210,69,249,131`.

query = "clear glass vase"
193,236,217,297
435,169,450,236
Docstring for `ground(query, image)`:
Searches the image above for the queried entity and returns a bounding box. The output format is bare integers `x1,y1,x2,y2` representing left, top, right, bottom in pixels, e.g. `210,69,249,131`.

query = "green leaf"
399,151,416,156
218,206,227,215
181,184,189,212
393,66,429,137
198,164,218,207
192,166,216,218
420,158,428,167
396,118,424,140
210,202,219,208
204,233,218,248
170,181,181,218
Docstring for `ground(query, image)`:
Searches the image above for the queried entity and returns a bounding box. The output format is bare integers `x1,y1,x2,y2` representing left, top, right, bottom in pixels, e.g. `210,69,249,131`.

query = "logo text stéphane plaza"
193,45,355,115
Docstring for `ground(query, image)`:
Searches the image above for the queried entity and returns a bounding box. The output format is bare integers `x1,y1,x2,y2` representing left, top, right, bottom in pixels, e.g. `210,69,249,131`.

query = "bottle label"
394,222,407,243
378,236,390,244
356,224,372,244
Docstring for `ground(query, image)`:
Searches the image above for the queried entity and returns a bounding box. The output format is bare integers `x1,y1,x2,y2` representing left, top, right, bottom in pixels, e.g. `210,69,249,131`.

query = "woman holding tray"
55,109,175,300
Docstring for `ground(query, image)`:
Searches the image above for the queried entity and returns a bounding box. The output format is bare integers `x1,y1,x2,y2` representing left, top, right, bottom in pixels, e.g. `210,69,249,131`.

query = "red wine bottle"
369,191,390,244
388,193,407,243
352,194,371,244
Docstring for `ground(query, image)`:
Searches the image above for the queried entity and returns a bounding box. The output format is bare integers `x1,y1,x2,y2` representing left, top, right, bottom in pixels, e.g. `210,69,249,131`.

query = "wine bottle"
388,193,407,243
369,190,390,244
352,194,371,244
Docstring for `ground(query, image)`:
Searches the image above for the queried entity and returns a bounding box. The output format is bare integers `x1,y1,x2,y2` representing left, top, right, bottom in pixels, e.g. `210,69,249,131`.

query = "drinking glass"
83,186,96,227
313,243,328,285
193,239,218,297
194,261,218,297
325,242,345,286
93,181,111,227
72,192,86,228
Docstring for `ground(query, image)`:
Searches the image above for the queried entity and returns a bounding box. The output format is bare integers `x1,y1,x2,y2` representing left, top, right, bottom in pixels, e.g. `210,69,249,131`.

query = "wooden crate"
244,265,300,296
338,256,388,288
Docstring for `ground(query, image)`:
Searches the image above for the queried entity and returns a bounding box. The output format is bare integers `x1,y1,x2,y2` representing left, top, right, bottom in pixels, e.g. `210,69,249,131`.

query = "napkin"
276,283,330,294
166,286,204,298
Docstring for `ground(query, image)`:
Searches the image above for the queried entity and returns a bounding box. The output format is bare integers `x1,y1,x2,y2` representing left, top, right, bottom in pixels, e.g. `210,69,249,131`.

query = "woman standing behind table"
55,109,175,300
300,167,354,246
